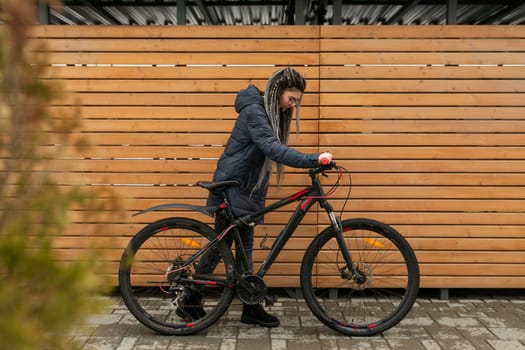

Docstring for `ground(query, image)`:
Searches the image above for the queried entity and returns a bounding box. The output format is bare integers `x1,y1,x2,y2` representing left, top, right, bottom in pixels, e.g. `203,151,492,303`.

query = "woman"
178,67,332,327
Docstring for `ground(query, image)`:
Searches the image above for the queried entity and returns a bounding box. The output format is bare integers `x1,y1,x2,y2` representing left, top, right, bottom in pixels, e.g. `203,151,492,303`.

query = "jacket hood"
234,84,264,113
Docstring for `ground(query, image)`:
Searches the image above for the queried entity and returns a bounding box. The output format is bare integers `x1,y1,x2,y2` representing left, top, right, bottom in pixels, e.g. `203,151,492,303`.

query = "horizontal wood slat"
321,38,525,51
320,26,525,38
43,66,321,79
53,79,524,93
320,120,525,133
72,251,525,267
41,172,525,186
61,223,525,239
57,92,319,106
320,107,525,120
321,26,525,290
321,134,525,146
46,52,320,65
32,25,319,38
321,52,525,65
64,133,318,146
321,80,525,93
321,93,524,106
48,106,321,119
51,236,525,253
40,38,320,52
33,184,524,201
27,159,525,173
5,25,523,290
322,66,525,79
64,210,525,226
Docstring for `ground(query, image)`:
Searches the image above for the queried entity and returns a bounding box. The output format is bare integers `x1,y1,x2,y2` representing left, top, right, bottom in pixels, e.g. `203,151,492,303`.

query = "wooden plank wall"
319,26,525,288
30,25,525,289
35,26,321,287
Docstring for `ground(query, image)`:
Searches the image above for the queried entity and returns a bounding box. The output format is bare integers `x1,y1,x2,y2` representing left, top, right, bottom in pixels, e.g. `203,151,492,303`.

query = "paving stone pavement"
72,290,525,350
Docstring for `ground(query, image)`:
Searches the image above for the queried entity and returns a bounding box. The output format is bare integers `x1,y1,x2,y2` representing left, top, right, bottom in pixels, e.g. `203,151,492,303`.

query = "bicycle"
118,161,420,336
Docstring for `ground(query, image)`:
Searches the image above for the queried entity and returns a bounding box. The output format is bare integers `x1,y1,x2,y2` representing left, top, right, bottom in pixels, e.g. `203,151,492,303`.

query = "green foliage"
0,1,116,349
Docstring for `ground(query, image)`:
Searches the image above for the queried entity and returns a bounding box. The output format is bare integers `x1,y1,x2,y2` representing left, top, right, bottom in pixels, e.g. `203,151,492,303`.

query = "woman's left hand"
318,152,333,165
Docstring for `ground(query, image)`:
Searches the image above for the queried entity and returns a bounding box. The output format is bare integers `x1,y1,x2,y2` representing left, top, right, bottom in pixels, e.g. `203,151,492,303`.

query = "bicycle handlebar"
309,161,337,177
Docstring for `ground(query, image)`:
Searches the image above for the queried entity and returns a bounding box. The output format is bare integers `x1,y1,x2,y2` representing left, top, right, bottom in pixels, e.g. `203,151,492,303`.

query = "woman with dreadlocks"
177,67,332,327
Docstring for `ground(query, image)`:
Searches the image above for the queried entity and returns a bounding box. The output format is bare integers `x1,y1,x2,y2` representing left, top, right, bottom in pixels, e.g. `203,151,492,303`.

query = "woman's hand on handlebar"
318,152,333,165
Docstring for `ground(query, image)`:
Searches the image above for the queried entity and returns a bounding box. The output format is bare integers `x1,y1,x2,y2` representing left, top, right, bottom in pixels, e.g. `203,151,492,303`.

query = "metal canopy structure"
43,0,525,25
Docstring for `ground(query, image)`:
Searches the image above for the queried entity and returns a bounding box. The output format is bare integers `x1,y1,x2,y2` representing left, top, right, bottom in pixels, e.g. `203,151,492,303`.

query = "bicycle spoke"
119,218,235,335
301,218,419,336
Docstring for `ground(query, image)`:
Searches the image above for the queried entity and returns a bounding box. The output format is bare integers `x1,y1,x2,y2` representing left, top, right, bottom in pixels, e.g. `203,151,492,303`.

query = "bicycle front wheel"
118,217,235,335
301,218,420,337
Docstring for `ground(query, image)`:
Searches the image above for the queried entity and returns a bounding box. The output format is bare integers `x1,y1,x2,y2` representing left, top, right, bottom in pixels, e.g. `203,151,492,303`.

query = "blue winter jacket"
206,84,319,218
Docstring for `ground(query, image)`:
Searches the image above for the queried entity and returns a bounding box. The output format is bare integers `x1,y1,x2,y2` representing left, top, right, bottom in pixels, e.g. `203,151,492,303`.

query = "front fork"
326,209,367,285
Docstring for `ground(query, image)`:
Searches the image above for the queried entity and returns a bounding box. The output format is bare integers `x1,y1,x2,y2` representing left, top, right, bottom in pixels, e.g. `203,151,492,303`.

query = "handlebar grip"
309,161,336,176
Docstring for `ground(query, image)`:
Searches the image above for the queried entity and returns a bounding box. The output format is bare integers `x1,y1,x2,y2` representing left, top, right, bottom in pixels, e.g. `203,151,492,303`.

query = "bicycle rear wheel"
118,217,235,335
301,218,420,336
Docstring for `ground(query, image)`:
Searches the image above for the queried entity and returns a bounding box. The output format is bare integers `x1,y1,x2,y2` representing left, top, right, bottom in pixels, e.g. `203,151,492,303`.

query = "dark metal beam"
38,1,50,24
316,0,328,25
177,0,186,24
447,0,457,24
295,0,305,25
332,0,342,24
285,0,295,24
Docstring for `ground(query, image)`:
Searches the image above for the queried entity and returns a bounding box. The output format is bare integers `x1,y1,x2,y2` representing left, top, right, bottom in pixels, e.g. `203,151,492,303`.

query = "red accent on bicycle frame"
160,226,169,231
300,198,314,211
195,280,217,286
219,203,227,209
290,189,310,202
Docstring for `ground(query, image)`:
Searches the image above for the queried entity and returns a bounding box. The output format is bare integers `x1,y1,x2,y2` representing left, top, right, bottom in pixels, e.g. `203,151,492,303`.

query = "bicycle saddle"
197,180,240,194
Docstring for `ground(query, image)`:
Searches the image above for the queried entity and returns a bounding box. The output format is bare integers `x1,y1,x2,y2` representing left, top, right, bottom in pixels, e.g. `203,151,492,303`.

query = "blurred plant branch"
0,1,119,349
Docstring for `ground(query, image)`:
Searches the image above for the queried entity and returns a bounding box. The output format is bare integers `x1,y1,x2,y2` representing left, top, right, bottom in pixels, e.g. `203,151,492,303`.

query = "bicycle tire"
118,217,235,335
301,218,420,336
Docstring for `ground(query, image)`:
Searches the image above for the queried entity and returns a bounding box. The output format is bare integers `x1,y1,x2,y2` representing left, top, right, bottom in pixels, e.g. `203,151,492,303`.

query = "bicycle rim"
301,218,420,336
118,217,235,335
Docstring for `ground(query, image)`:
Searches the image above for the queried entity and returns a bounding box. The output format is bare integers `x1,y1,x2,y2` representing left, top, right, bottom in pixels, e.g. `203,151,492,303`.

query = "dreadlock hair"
253,67,307,193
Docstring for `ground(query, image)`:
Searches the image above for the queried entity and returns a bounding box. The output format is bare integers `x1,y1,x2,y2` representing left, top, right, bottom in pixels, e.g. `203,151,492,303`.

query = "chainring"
236,274,267,305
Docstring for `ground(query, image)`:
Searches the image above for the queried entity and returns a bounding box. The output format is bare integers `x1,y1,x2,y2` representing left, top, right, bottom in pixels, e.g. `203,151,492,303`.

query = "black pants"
197,214,254,275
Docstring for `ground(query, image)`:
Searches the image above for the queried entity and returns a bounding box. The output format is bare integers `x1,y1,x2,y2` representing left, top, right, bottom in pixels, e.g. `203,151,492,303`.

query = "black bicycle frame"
239,186,317,277
228,168,355,279
178,166,360,287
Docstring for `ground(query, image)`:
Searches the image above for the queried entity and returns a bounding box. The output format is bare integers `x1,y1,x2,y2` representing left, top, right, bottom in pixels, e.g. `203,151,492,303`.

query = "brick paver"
73,290,525,350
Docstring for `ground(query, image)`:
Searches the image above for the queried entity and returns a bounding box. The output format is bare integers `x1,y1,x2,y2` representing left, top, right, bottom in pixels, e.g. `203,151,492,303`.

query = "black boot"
176,290,206,321
241,304,280,328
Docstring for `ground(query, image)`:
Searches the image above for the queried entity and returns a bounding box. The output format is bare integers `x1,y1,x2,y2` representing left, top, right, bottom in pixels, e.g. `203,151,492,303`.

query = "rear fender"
132,203,218,218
